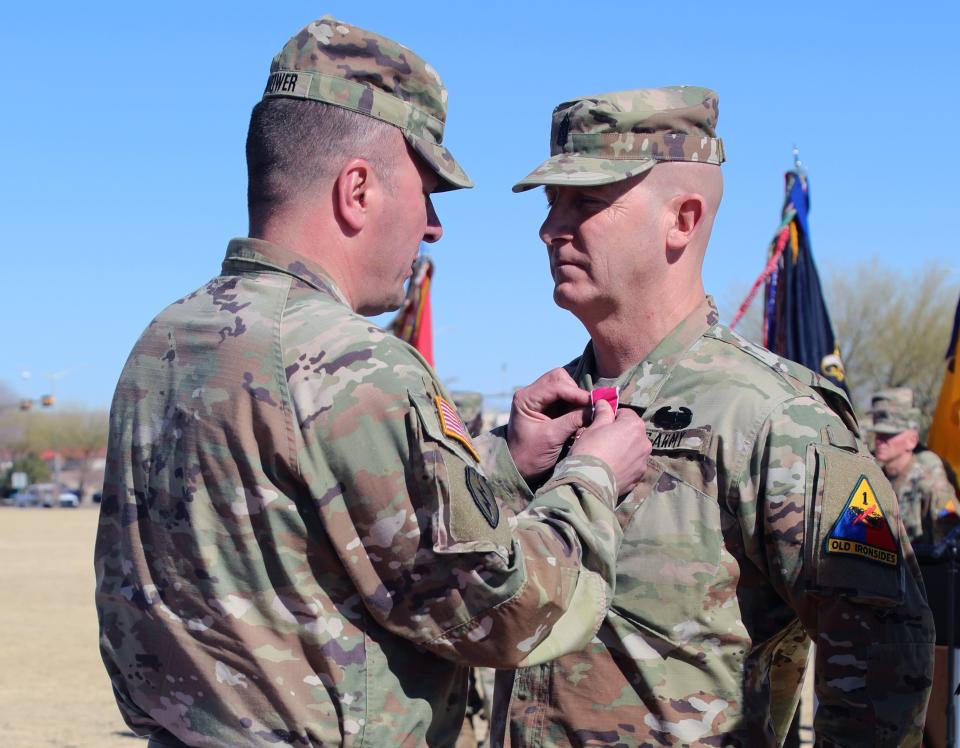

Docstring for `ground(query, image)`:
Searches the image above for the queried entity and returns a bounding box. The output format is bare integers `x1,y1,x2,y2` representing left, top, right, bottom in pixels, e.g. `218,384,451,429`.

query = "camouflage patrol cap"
869,406,921,435
451,391,483,422
871,387,914,411
264,15,472,192
514,86,725,192
868,387,920,434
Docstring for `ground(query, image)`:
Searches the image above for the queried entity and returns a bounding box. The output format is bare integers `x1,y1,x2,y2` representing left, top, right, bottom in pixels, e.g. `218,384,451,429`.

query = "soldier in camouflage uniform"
451,391,485,438
480,87,935,746
94,17,653,748
450,390,498,744
869,387,957,546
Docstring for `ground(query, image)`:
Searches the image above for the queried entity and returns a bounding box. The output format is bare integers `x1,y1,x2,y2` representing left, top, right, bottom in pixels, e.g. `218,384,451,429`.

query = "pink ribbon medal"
590,386,619,419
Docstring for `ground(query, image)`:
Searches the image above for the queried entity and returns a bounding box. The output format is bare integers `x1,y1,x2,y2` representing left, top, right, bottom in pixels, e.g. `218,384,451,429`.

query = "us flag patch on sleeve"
434,395,480,462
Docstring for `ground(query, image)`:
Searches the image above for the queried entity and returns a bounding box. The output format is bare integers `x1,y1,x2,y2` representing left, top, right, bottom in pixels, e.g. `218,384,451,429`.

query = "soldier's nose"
423,197,443,244
540,207,569,247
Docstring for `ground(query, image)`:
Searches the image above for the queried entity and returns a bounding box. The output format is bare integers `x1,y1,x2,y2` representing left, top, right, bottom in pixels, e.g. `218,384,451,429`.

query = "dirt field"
0,506,815,747
0,507,140,747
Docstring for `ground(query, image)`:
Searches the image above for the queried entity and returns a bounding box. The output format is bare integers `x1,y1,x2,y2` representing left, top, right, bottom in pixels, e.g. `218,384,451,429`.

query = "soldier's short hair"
245,97,396,223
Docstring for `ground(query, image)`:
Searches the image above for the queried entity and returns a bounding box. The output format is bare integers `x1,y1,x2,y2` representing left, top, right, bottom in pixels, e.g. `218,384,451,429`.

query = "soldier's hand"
569,400,651,496
507,368,590,481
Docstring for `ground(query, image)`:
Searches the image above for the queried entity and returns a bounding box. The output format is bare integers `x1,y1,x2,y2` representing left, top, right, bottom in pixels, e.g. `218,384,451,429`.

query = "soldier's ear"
905,430,920,451
334,158,372,233
665,193,706,252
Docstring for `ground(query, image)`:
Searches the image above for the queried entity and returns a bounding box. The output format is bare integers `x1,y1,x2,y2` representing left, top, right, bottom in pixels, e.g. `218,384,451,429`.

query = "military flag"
391,255,434,366
732,162,847,391
928,294,960,476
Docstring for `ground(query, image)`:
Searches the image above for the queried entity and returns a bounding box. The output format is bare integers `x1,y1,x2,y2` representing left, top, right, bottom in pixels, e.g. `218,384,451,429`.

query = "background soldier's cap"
868,404,921,434
264,15,472,192
451,391,483,420
514,86,725,193
451,390,484,437
870,387,914,411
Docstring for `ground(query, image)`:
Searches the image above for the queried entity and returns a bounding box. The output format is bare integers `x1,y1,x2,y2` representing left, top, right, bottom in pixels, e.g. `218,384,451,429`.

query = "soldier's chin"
553,284,583,312
359,292,404,317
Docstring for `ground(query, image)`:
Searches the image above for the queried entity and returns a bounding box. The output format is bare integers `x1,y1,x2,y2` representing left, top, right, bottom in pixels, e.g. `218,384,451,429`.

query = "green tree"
1,452,51,494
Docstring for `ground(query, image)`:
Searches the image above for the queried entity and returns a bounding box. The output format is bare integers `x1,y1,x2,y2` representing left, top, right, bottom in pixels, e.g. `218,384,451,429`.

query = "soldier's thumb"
590,398,614,427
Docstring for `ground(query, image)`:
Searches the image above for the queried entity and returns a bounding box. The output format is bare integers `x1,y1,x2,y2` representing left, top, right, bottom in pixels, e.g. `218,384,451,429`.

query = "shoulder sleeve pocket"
407,391,513,558
408,390,481,464
806,443,905,606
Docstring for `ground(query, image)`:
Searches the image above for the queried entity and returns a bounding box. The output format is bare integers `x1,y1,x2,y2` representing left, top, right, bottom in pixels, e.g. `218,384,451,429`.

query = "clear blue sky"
1,1,957,409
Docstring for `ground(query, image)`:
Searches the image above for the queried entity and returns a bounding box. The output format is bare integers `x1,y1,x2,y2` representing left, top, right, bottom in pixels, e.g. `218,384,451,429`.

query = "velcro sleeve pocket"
408,391,480,464
806,443,904,606
408,391,513,558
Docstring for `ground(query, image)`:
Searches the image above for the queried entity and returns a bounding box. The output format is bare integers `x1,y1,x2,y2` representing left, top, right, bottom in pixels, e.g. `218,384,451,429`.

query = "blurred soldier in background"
452,391,485,438
451,390,494,748
869,387,957,545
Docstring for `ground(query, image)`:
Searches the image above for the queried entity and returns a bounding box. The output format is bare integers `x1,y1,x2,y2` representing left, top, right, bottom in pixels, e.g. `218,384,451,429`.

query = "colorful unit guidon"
434,396,479,462
825,475,899,566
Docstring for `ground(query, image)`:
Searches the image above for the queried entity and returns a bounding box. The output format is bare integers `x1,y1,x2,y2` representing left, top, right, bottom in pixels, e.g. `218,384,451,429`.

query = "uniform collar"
222,237,351,308
572,296,720,411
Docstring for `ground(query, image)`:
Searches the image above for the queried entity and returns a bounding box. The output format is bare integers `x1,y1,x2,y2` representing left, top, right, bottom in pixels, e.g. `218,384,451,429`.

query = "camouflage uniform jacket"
94,238,625,748
889,450,956,546
482,297,934,748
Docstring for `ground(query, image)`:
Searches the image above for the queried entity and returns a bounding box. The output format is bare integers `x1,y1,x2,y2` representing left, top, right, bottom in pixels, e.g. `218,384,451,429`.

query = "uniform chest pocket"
613,466,727,640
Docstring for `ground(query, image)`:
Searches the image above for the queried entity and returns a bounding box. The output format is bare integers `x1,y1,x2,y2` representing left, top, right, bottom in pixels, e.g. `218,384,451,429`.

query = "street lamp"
19,369,71,492
18,369,65,410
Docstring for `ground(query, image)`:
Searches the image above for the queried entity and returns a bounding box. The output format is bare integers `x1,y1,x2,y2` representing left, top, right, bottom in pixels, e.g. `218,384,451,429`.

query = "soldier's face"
873,429,918,465
539,175,665,319
363,147,442,315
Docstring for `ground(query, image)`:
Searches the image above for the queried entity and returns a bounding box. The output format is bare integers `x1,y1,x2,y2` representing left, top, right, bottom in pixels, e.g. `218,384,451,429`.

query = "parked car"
91,490,102,504
58,492,80,508
14,491,40,507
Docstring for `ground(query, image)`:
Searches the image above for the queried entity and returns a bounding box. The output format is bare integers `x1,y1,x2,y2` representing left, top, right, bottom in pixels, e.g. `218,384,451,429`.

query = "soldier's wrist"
539,455,617,508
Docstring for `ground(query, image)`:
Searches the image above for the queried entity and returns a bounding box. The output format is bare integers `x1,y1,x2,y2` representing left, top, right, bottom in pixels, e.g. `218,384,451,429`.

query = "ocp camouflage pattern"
94,237,626,746
890,449,956,545
868,387,921,434
482,297,934,747
514,86,725,192
871,387,915,411
263,15,470,190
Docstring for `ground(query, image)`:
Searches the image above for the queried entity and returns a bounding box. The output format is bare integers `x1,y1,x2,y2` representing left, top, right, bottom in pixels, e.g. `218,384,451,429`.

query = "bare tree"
0,381,17,409
724,260,958,424
53,408,109,496
0,403,109,496
826,260,958,418
0,381,25,456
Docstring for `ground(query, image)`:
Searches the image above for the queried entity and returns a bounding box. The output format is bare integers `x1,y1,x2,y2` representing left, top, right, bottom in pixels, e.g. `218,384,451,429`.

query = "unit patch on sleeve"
465,466,499,529
824,474,899,566
434,395,480,462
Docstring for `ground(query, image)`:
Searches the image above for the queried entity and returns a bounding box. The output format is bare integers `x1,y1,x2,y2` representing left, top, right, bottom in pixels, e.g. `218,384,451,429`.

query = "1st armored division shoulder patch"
825,474,898,566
